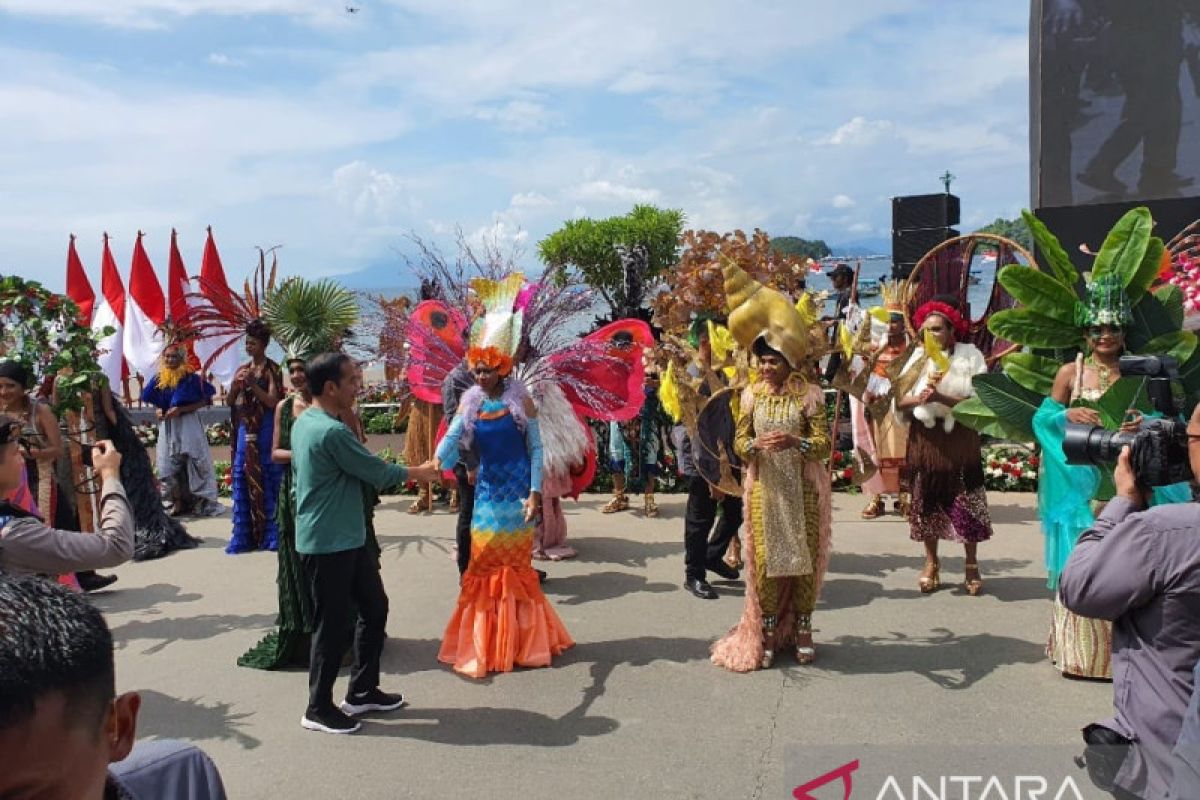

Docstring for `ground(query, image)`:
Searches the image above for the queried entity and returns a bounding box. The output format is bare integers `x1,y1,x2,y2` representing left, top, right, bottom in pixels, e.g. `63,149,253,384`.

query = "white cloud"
331,161,420,223
207,52,245,68
0,0,345,29
510,192,552,209
832,194,856,209
570,180,660,205
825,116,894,146
473,100,557,134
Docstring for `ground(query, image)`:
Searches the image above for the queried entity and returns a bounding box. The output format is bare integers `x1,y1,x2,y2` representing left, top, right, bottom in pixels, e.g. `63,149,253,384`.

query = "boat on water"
968,271,981,285
856,277,881,297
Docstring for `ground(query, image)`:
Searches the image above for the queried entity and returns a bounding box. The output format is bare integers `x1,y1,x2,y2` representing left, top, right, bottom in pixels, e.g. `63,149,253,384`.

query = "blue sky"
0,1,1030,292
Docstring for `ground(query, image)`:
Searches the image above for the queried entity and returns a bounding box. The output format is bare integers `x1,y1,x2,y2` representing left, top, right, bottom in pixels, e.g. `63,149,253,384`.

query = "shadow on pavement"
90,583,204,615
111,613,278,655
818,578,922,610
135,689,262,750
811,628,1045,689
825,553,1031,579
371,635,711,746
569,536,680,568
374,532,452,560
544,571,676,605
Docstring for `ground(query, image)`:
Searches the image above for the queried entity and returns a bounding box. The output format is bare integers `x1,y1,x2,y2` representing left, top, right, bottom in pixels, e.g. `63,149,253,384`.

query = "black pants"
454,463,475,576
684,475,743,581
301,546,389,715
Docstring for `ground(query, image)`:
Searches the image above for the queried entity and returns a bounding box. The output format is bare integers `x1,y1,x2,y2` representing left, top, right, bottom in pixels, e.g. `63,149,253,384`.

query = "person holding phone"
0,413,134,576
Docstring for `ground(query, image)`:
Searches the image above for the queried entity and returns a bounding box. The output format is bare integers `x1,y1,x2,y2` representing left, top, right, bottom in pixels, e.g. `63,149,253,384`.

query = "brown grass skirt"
903,421,992,543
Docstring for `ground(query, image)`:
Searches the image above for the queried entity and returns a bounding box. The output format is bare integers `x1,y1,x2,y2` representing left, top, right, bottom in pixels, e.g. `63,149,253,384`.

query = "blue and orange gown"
435,396,574,678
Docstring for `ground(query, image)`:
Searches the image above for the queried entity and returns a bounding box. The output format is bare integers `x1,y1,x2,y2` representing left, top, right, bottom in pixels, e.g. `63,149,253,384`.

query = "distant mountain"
829,237,891,257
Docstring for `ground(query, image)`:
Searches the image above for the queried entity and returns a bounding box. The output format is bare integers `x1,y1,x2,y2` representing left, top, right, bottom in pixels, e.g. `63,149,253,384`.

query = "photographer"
1059,403,1200,800
0,413,134,576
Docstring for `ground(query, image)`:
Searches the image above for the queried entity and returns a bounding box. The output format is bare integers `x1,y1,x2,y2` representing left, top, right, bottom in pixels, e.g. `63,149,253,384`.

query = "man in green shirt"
292,352,438,735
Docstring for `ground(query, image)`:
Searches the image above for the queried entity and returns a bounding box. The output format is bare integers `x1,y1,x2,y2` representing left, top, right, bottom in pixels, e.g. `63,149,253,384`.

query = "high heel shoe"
723,535,744,571
860,495,884,519
761,615,778,669
601,493,629,514
918,560,940,593
964,562,983,596
643,493,659,518
795,613,815,664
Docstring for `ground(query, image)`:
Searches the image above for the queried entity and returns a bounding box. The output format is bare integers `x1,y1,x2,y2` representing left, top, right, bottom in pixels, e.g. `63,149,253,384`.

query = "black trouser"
684,474,743,581
454,463,475,576
301,546,389,715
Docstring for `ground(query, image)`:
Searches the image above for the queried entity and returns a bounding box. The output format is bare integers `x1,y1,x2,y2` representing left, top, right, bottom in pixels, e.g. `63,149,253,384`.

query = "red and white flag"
92,233,127,390
124,231,166,379
193,226,242,388
166,228,199,367
65,234,95,326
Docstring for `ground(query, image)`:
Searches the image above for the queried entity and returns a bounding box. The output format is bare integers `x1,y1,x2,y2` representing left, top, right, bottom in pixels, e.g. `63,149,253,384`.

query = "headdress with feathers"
188,246,279,371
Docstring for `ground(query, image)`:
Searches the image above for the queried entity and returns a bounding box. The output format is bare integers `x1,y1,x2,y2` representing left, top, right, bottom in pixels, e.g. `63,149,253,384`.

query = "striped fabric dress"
437,397,574,678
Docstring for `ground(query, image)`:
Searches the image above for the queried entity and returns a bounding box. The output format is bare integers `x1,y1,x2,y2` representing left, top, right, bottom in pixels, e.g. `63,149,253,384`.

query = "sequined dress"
711,379,833,672
435,394,574,678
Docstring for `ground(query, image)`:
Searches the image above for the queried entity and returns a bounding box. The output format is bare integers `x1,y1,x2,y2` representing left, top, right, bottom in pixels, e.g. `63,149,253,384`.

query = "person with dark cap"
821,263,855,383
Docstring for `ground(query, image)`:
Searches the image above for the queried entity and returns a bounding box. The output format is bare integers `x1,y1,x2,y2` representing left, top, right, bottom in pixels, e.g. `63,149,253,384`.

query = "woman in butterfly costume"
402,272,652,677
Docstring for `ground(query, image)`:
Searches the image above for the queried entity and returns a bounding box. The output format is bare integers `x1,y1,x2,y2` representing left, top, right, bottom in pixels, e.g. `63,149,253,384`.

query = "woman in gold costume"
711,260,833,671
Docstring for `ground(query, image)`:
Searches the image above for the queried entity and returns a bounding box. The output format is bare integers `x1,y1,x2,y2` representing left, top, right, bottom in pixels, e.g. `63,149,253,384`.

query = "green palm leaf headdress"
262,277,360,364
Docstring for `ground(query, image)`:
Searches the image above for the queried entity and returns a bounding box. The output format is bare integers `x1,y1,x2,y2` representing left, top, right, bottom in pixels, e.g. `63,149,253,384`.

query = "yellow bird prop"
922,328,951,374
868,306,892,324
659,360,683,423
838,322,855,359
706,319,737,363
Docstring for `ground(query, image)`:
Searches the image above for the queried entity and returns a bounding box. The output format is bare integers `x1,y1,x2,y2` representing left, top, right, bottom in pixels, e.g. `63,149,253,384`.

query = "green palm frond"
262,277,360,361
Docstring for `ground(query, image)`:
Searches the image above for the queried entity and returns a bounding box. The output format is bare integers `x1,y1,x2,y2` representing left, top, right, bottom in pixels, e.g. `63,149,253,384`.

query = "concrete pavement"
95,491,1109,799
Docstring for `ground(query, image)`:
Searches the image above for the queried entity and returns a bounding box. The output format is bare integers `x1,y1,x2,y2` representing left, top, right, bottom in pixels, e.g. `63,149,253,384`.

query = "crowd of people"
7,241,1200,798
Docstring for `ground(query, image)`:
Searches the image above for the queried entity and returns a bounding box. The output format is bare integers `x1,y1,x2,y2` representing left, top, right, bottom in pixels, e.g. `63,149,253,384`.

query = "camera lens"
1062,424,1137,467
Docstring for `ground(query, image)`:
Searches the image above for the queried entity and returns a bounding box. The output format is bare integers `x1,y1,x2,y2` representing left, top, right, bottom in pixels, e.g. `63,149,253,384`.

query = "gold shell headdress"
721,255,809,368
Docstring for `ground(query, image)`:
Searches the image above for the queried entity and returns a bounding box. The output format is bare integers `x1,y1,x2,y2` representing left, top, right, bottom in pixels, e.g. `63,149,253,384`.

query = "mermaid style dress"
436,395,574,678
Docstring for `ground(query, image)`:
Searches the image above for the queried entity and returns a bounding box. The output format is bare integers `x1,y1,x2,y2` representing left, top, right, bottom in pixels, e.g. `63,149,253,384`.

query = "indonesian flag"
65,234,95,326
92,233,127,389
193,226,242,388
123,231,166,379
167,229,199,367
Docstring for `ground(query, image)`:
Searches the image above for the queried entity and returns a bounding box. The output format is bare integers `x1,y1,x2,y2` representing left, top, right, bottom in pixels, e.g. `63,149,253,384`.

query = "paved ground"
96,491,1110,799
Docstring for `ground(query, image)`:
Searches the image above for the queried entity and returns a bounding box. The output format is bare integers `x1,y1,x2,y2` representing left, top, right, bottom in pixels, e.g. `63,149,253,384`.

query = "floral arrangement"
205,421,232,447
982,445,1039,492
135,423,158,448
213,460,232,497
830,449,856,491
0,275,111,414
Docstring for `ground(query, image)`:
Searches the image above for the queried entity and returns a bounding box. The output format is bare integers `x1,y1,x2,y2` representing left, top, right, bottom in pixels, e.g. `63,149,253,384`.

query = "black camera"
1062,355,1193,487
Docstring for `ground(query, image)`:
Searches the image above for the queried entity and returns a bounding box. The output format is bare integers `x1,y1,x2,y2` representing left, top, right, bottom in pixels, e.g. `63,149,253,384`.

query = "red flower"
831,451,843,464
841,468,853,480
1028,456,1040,467
1008,455,1020,464
989,461,1000,469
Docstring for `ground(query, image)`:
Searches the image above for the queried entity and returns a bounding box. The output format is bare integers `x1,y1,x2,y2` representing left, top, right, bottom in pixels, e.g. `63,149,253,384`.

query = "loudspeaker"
892,193,961,230
892,227,960,270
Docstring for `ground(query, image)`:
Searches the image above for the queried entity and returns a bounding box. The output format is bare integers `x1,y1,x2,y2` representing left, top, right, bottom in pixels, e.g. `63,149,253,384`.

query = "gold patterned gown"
711,378,834,672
